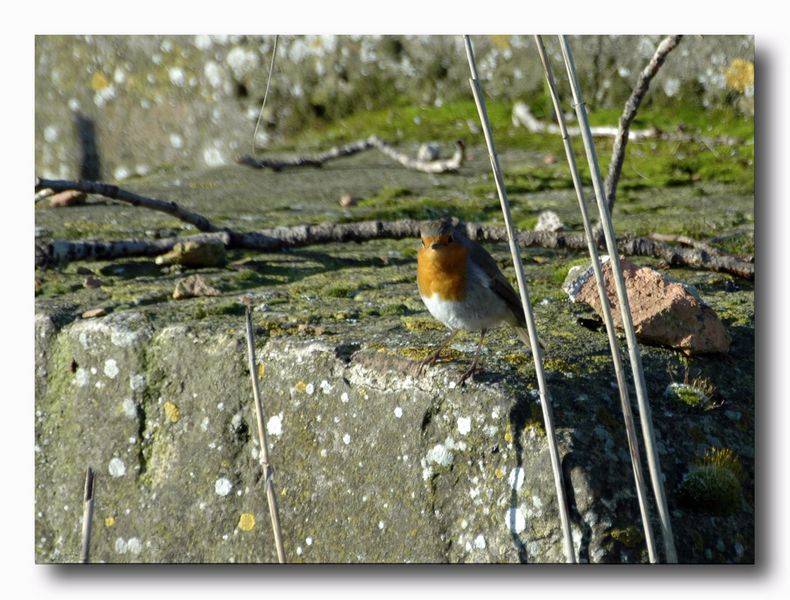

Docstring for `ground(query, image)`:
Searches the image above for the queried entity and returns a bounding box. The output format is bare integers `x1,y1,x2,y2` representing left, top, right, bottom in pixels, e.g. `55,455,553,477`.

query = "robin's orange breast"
417,243,468,302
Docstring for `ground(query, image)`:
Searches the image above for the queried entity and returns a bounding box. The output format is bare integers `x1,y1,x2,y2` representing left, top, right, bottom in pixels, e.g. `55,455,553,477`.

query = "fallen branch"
35,177,221,233
648,232,723,257
238,137,465,174
604,35,683,213
36,219,753,279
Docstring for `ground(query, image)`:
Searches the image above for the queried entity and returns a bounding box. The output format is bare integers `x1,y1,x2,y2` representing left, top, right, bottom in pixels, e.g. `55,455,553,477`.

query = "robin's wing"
465,240,527,327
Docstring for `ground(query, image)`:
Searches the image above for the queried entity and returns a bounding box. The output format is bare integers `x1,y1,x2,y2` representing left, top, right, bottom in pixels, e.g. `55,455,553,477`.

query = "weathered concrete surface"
33,141,755,563
34,259,754,563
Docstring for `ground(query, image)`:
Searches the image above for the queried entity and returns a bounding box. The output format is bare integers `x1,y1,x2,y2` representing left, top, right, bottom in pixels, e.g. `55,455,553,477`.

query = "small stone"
543,153,558,165
534,210,564,233
82,307,107,319
339,194,358,207
155,240,227,268
83,276,105,289
172,274,222,300
49,190,86,207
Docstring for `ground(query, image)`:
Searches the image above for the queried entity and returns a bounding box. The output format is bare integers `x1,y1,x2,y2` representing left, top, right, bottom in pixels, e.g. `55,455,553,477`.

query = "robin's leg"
417,329,459,376
458,329,487,385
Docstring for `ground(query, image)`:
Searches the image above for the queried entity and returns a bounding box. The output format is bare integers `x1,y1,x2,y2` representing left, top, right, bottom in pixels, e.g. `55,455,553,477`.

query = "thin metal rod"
79,467,95,564
245,304,286,563
463,35,575,564
534,35,657,563
557,35,677,563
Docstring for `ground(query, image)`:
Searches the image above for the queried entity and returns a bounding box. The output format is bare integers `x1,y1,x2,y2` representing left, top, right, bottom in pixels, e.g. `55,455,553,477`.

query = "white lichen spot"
305,382,315,395
95,380,105,390
506,507,526,534
378,521,384,530
126,537,142,554
474,534,486,549
44,125,59,143
340,392,349,403
168,67,185,87
74,368,89,387
296,546,303,556
108,457,126,478
226,46,259,79
217,402,225,411
215,478,233,497
508,467,525,491
231,412,243,431
122,398,137,418
305,536,313,546
201,416,210,432
267,413,283,437
113,166,130,181
169,133,184,149
320,448,327,458
114,537,128,554
457,416,472,435
320,380,333,394
203,61,224,89
68,98,81,111
203,146,225,167
532,495,543,509
342,433,351,445
426,444,453,467
104,358,119,379
129,373,145,391
394,406,403,418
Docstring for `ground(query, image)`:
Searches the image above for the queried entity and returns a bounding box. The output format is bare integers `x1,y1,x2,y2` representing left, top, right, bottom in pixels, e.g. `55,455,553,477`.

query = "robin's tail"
515,325,546,353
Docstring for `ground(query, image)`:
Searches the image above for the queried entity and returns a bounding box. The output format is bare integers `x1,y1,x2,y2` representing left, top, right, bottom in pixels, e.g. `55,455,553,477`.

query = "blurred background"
35,35,754,181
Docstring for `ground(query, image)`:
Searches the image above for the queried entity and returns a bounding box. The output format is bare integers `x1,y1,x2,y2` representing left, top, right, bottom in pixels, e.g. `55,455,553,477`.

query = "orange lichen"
163,401,181,423
238,512,256,531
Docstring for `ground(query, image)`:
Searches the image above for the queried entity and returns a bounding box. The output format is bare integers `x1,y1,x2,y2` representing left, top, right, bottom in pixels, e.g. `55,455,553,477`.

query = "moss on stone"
609,526,644,549
678,464,742,515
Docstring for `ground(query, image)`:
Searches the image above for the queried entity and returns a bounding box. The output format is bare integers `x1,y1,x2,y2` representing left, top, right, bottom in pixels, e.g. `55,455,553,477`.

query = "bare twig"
604,35,683,213
244,304,286,563
35,177,221,233
648,233,722,256
80,467,95,564
238,136,465,174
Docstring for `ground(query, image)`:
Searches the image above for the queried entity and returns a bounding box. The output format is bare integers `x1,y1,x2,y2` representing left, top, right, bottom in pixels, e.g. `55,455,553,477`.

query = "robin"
416,219,540,384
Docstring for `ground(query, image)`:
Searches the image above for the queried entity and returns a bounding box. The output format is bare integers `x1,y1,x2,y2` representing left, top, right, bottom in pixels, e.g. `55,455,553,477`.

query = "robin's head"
419,220,462,251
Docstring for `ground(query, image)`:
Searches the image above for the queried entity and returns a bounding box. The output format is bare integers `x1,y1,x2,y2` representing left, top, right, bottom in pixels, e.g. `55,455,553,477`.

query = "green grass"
285,98,753,192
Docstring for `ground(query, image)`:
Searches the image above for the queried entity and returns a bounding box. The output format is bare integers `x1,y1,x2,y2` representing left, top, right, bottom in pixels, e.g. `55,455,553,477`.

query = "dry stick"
239,136,465,174
36,221,754,279
558,35,678,563
648,233,723,256
534,35,658,563
463,35,576,564
244,305,286,563
604,35,683,215
79,467,95,564
35,177,221,233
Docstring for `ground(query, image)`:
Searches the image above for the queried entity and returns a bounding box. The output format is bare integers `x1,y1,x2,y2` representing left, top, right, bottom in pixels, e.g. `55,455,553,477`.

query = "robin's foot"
415,330,459,377
416,349,442,377
456,362,483,386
